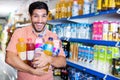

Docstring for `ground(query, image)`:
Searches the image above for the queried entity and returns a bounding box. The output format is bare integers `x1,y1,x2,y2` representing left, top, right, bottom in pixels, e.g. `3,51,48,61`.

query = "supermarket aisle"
0,51,17,80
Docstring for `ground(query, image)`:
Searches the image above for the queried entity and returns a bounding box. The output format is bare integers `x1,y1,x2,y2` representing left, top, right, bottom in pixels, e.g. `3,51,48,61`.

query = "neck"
32,27,46,37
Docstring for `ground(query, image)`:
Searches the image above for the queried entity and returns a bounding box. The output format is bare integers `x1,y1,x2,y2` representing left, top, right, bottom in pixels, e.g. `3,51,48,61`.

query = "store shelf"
61,37,120,47
70,8,118,19
48,9,118,23
48,8,120,80
67,59,120,80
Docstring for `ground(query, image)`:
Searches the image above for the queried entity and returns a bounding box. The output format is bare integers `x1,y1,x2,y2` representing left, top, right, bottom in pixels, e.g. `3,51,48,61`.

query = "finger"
33,57,40,61
37,62,45,68
32,60,40,65
35,69,48,76
38,66,50,72
37,63,49,68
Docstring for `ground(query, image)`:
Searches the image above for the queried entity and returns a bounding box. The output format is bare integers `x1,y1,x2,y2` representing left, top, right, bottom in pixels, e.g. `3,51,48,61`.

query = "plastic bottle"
109,0,116,9
32,35,44,68
60,0,67,18
72,0,79,16
91,0,97,13
115,0,120,8
97,0,102,11
16,38,27,63
67,0,73,17
48,11,52,20
78,0,84,15
102,0,109,10
43,37,54,71
53,39,60,56
26,38,35,67
83,0,91,14
34,35,44,58
55,2,60,19
44,37,54,56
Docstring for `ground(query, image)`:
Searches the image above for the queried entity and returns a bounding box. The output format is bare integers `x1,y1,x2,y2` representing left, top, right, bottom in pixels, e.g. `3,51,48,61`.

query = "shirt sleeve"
6,28,23,54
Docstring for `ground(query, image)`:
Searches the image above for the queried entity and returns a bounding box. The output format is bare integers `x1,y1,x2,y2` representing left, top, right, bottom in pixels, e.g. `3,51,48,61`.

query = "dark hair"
29,1,49,16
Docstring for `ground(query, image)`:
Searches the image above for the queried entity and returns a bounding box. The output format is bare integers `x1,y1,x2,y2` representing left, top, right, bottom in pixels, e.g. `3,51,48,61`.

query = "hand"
32,52,52,68
32,66,49,76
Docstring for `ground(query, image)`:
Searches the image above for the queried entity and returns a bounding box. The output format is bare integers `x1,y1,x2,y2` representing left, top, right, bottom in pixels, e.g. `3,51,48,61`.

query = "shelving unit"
69,8,118,19
49,8,120,80
61,37,120,47
48,8,119,24
67,59,120,80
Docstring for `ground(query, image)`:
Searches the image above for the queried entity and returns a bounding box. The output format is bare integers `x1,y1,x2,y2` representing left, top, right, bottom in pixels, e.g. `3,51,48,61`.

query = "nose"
38,16,43,22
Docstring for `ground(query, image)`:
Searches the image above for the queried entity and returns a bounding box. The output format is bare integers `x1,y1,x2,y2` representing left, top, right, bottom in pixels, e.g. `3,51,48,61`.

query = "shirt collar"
32,26,47,37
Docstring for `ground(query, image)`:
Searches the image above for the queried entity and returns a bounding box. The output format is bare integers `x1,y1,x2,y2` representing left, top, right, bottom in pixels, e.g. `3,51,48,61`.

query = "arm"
49,55,66,68
33,53,66,68
5,51,34,74
5,51,48,76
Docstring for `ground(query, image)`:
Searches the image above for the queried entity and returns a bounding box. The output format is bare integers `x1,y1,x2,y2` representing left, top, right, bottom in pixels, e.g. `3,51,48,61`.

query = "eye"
33,15,39,18
42,14,47,17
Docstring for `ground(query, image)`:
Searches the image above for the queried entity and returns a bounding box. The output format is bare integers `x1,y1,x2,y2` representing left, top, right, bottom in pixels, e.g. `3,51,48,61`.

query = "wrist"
48,56,52,64
28,67,35,74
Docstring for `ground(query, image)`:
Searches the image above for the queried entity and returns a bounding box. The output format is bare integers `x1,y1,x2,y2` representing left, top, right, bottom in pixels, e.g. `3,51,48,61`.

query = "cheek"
43,18,48,22
32,18,38,22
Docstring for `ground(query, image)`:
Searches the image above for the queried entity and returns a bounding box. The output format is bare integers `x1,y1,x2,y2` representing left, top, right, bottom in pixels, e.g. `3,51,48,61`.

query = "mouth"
35,22,44,29
33,22,45,32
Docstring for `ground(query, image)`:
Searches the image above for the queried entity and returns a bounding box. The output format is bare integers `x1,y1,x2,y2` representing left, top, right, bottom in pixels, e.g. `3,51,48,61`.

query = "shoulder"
14,26,31,33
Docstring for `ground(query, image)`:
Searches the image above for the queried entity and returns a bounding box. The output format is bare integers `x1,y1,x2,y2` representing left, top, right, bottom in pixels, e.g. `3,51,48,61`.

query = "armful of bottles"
16,37,60,68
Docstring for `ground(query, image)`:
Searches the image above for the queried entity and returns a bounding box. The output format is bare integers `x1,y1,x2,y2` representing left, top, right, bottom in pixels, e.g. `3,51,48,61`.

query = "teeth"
36,24,42,26
36,23,41,25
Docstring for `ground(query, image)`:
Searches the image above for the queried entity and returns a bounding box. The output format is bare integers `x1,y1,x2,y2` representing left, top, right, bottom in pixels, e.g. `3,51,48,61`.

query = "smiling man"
5,1,66,80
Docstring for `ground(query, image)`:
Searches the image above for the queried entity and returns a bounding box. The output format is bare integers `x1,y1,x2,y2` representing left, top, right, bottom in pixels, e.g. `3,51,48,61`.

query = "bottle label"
19,52,26,60
53,47,60,56
35,43,43,49
27,50,34,60
34,48,43,58
44,44,53,53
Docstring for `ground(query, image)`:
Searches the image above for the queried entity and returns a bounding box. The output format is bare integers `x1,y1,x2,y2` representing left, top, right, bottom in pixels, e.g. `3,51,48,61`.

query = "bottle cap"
48,37,53,41
27,38,32,42
38,34,43,38
18,38,24,42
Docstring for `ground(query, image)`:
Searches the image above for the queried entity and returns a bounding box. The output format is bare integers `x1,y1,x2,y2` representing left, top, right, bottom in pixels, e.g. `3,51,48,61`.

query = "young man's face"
31,9,48,32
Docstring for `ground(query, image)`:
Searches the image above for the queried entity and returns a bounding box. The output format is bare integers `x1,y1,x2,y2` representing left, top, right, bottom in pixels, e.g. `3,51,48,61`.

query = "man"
5,1,66,80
